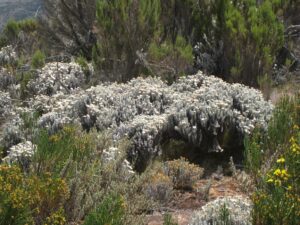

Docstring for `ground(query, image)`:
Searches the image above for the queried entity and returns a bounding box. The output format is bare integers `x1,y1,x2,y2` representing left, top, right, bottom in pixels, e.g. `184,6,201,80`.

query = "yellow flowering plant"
250,96,300,225
0,165,69,225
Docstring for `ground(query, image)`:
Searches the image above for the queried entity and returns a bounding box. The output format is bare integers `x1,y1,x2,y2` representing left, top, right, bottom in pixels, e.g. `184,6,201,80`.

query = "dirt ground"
146,176,247,225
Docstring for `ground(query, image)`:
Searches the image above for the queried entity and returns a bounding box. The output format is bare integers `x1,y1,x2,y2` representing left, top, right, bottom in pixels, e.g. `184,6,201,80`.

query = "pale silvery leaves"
189,196,252,225
0,45,17,67
3,141,36,164
1,61,273,168
27,62,85,95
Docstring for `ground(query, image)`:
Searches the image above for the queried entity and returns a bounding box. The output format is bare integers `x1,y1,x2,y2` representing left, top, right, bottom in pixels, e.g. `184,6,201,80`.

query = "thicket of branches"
1,0,298,86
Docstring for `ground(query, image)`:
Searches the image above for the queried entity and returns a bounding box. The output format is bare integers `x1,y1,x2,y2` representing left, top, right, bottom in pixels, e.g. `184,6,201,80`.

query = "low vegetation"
0,0,299,224
245,94,300,225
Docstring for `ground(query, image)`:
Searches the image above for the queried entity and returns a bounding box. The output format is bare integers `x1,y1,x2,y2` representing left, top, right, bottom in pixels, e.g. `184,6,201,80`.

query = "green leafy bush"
31,50,46,69
29,127,152,224
0,19,39,49
3,20,20,42
33,126,96,176
147,35,193,82
224,0,284,85
164,157,204,190
84,194,125,225
76,56,89,73
144,168,173,204
245,95,300,225
93,0,161,81
17,71,34,99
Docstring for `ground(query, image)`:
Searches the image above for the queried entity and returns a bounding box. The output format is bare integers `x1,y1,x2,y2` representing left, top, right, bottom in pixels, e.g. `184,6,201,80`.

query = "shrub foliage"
245,95,300,225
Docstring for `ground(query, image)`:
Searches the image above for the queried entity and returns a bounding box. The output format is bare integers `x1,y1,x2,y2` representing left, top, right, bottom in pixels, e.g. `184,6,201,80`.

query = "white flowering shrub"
0,115,24,150
189,196,252,225
27,62,86,95
2,141,36,164
0,91,12,118
0,69,16,91
0,61,273,169
0,46,17,67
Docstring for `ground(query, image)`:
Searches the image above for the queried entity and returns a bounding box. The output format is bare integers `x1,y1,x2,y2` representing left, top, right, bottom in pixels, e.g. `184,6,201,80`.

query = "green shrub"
218,203,232,225
30,127,152,224
3,20,20,41
163,214,178,225
33,126,96,176
245,95,300,225
17,71,34,99
163,157,204,190
144,168,173,204
76,56,90,80
244,128,264,180
147,35,193,82
252,126,300,225
224,0,284,85
94,0,161,81
0,165,69,225
31,49,46,69
18,19,38,33
84,194,125,225
1,19,38,49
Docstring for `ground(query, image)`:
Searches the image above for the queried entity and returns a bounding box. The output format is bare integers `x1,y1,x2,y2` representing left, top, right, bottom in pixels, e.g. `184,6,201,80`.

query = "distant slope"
0,0,42,30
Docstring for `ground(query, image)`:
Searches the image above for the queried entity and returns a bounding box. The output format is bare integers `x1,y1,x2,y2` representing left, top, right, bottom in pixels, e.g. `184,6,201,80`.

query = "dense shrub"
189,196,252,225
93,0,161,81
0,19,40,55
252,126,300,225
76,56,90,79
28,126,152,224
31,50,46,69
147,35,193,82
221,0,284,86
164,157,204,190
188,0,285,87
0,165,69,225
144,169,173,204
84,194,125,225
245,95,300,225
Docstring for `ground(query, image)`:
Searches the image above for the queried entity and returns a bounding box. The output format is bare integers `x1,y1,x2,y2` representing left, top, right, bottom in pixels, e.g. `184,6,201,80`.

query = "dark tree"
40,0,97,59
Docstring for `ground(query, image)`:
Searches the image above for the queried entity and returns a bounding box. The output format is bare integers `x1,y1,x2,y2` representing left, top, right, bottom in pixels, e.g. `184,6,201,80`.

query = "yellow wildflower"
273,169,281,176
290,136,295,143
281,169,288,176
267,178,274,183
276,157,285,163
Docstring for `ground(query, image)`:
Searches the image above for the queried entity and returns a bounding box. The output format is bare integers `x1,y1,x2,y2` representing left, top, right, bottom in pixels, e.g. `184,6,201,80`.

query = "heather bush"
76,56,90,80
18,71,34,99
93,0,161,81
30,126,153,224
84,194,125,225
164,157,204,190
147,35,193,82
0,19,40,56
144,169,173,204
31,50,45,69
